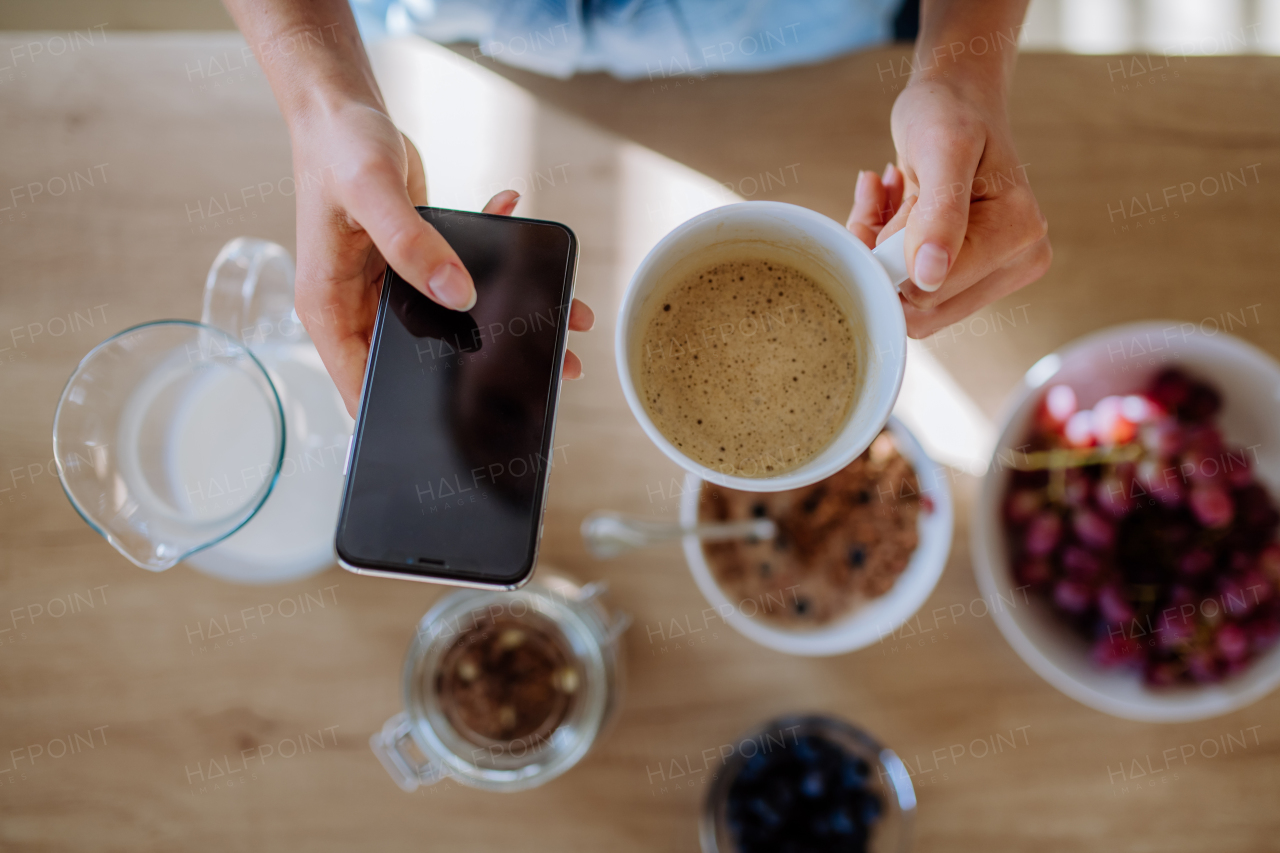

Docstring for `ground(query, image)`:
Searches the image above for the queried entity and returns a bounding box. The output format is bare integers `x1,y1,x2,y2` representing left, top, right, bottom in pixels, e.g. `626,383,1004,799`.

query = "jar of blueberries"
371,571,629,792
701,715,916,853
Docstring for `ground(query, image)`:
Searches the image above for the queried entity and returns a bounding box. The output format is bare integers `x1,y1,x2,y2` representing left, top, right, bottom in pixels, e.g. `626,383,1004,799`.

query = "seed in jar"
456,658,479,682
497,705,517,730
497,629,525,650
554,667,579,694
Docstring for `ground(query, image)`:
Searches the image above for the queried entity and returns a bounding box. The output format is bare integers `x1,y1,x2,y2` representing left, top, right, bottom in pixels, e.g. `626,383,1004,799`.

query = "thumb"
344,161,474,311
904,143,981,294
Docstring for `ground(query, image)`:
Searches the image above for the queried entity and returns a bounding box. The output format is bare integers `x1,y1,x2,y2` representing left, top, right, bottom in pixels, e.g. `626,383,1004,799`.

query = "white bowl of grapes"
972,321,1280,722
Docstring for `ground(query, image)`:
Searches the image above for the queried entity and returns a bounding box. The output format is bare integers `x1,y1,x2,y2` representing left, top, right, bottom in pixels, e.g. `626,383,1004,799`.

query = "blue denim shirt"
352,0,900,80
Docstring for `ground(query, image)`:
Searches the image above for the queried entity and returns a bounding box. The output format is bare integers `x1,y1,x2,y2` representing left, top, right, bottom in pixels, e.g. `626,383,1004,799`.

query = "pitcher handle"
202,237,307,350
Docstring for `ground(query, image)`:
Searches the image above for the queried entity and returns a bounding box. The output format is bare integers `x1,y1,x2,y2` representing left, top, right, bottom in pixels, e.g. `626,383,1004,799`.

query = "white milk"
166,360,279,523
114,350,281,570
184,342,354,584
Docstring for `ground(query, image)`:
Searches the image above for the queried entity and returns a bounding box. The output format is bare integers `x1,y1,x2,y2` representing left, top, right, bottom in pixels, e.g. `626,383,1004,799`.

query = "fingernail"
884,162,898,183
913,243,949,292
428,264,476,311
854,170,869,196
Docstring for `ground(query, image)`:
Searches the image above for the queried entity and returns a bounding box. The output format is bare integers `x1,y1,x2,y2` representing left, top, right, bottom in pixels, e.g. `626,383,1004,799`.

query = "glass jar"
371,571,628,792
700,714,916,853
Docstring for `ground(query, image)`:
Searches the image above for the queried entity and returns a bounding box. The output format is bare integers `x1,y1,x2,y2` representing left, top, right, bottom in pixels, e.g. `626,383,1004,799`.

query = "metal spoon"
580,510,776,559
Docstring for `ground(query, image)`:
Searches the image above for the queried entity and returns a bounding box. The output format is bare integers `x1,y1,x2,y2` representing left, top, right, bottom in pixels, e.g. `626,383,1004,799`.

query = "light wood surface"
2,33,1279,852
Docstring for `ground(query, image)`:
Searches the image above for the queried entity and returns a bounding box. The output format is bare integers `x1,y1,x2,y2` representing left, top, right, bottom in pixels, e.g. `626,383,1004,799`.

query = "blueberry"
801,769,825,798
740,752,768,782
794,737,820,764
829,808,854,835
848,545,866,568
841,757,869,788
860,792,883,824
764,778,794,812
750,797,781,827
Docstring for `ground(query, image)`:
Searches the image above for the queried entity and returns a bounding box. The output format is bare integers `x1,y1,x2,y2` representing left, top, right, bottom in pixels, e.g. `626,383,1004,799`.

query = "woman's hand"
291,101,592,415
846,0,1050,339
220,0,591,417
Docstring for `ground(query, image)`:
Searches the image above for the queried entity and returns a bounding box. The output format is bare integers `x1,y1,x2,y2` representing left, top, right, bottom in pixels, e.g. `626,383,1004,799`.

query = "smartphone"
335,206,578,589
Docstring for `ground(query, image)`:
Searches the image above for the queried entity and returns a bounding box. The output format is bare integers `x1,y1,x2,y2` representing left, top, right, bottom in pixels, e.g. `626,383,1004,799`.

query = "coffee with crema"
636,253,858,478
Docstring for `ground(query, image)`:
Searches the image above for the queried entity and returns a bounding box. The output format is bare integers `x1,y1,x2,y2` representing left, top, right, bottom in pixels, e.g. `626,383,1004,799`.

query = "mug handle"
202,237,308,350
369,712,451,792
871,228,911,291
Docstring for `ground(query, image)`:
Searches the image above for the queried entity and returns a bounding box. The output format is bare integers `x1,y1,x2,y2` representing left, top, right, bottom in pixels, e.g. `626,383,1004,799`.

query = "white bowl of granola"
679,416,952,656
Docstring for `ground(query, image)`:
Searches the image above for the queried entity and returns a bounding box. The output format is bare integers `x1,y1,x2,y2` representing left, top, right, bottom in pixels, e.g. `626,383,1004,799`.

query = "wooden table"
2,33,1278,852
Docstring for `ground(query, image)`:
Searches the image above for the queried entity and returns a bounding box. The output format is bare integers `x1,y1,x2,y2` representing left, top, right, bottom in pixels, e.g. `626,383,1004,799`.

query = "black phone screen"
336,207,576,586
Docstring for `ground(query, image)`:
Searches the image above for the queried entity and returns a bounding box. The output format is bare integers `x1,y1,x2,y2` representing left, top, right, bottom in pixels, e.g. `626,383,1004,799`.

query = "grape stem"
1009,443,1143,472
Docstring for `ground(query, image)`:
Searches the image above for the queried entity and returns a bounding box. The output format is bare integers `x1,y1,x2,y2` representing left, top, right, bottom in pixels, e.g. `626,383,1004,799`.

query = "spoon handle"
580,511,776,559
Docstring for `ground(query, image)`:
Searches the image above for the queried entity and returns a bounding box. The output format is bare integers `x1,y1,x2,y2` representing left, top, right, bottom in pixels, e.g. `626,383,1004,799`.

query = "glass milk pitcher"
52,238,352,583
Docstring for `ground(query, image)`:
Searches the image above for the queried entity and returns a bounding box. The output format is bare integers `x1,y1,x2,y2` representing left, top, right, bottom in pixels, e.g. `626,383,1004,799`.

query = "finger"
562,349,583,380
568,298,594,332
482,189,520,216
903,235,1052,339
903,131,984,294
882,162,904,213
845,170,889,250
342,162,476,311
900,185,1048,311
321,327,369,418
294,276,376,418
401,132,428,206
943,184,1047,288
874,193,914,248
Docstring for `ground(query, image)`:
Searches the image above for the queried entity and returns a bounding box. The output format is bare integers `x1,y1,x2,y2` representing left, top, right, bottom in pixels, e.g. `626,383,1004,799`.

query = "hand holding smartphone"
336,207,579,589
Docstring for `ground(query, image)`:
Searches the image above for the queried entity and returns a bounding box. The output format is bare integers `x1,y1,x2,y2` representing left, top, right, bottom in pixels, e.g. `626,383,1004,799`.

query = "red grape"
1248,616,1280,652
1097,584,1134,623
1149,369,1193,412
1016,557,1053,589
1054,579,1093,614
1177,549,1214,577
1092,634,1143,669
1093,395,1138,445
1189,484,1234,529
1217,623,1249,662
1155,609,1195,649
1186,650,1222,683
1005,489,1042,523
1072,509,1115,550
1063,546,1103,581
1038,384,1077,430
1139,417,1181,457
1024,512,1062,557
1063,410,1096,447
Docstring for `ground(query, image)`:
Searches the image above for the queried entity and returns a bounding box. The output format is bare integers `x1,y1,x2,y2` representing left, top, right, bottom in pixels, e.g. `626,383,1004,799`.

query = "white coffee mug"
615,201,911,492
